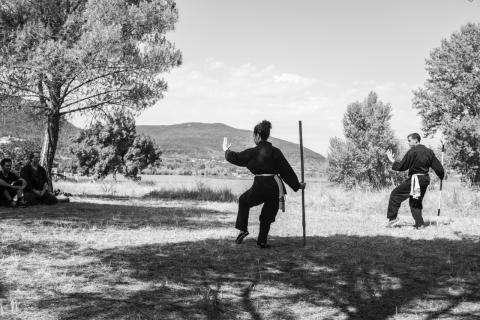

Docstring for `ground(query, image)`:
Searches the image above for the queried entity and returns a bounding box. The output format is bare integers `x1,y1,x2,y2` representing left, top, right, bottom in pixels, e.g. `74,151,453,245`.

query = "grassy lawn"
0,178,479,319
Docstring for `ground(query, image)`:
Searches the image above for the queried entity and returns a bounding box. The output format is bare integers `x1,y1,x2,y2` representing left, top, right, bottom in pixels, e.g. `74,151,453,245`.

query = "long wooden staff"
437,140,445,216
299,121,306,246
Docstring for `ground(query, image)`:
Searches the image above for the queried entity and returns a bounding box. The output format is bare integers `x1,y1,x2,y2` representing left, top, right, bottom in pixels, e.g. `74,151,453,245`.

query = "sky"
133,0,480,155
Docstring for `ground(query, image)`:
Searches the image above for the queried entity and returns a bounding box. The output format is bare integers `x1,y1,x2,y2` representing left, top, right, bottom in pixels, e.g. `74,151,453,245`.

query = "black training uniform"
0,171,21,201
387,144,445,227
20,165,58,205
225,140,301,244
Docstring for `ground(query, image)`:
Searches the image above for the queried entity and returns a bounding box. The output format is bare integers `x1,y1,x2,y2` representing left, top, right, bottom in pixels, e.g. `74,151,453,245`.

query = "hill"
0,106,80,155
137,122,325,176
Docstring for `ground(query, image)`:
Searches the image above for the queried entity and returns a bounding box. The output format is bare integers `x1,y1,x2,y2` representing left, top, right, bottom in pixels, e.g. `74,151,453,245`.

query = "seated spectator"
20,152,58,205
0,158,27,207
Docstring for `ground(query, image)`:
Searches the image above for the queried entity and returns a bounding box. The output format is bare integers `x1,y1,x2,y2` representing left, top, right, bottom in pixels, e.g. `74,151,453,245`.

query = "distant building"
0,136,24,145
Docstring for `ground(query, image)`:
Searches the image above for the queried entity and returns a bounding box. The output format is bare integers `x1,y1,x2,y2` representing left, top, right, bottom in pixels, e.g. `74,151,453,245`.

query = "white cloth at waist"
410,174,424,199
255,174,285,211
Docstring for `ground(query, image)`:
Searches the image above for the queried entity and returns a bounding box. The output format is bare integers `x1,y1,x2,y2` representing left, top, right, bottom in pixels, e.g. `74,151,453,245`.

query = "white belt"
255,174,285,212
410,174,423,199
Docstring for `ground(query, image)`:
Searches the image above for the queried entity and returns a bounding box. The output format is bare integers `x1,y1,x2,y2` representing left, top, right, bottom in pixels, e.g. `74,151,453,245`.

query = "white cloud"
133,60,429,154
274,73,317,85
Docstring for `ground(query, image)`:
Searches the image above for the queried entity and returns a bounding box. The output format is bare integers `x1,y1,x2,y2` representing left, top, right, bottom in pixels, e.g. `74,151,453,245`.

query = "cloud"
150,60,334,116
273,73,318,86
133,60,426,154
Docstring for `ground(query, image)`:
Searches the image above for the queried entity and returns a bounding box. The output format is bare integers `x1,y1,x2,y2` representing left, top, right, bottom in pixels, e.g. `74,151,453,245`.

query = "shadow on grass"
0,201,233,230
37,235,480,320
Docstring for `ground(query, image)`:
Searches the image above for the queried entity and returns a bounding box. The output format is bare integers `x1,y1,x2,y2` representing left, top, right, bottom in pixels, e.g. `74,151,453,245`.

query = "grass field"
0,175,479,319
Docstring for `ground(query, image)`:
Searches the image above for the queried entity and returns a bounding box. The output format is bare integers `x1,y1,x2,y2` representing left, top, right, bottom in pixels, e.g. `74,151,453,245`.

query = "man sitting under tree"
20,152,58,205
0,158,27,207
385,133,444,229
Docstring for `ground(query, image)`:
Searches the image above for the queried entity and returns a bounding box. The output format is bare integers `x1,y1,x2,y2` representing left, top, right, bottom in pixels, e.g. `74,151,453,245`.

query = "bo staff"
437,140,445,216
299,121,306,246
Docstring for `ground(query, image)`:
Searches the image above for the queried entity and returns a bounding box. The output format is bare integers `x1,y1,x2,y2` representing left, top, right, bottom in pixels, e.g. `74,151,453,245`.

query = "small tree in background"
413,23,480,186
328,92,403,189
71,110,161,180
124,134,162,179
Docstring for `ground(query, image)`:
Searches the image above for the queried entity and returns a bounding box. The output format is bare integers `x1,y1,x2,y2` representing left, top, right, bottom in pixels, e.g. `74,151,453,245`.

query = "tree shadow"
0,201,233,230
36,235,480,320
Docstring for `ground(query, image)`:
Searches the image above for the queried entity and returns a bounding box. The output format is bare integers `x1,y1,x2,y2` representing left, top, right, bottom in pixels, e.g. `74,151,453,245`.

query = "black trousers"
387,175,430,227
24,191,58,205
236,177,279,244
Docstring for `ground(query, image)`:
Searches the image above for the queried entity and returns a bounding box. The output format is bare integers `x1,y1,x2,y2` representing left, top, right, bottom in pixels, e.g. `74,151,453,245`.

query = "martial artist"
20,152,58,205
385,133,444,229
222,120,306,248
0,158,27,207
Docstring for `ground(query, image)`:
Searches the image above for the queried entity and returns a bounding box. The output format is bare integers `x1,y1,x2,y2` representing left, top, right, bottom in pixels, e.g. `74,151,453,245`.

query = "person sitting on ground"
0,158,27,207
20,152,58,205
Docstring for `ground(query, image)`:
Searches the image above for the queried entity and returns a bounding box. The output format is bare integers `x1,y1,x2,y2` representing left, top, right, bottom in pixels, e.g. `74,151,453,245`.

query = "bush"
143,182,237,202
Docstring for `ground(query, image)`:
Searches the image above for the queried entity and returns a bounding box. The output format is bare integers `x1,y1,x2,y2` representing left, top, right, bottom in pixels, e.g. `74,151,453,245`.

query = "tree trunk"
40,112,61,192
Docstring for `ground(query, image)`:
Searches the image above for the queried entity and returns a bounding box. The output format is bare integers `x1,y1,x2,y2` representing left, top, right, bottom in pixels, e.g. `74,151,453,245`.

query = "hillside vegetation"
138,122,325,176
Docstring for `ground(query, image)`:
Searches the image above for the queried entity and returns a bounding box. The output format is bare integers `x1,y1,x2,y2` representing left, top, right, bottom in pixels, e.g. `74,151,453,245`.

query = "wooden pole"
299,121,306,246
437,141,445,216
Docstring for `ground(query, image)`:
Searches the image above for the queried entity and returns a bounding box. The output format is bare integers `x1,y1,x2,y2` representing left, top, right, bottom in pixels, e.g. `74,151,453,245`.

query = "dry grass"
0,175,479,319
143,182,237,202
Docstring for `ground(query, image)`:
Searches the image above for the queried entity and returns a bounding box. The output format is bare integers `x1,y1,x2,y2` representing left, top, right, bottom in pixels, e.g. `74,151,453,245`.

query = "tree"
0,0,182,188
71,110,161,179
412,23,480,185
124,134,162,179
328,92,403,189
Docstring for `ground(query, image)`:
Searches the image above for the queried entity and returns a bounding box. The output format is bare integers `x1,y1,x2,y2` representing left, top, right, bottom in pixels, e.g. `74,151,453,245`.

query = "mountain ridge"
137,122,325,175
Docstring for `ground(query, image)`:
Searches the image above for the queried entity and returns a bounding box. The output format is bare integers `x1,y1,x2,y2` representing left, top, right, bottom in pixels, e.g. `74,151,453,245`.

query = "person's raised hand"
385,149,396,163
299,182,307,190
222,137,231,151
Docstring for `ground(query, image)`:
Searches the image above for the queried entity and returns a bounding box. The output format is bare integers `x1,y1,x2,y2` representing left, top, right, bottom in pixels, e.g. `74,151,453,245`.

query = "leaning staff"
222,120,306,248
437,140,445,216
299,121,306,246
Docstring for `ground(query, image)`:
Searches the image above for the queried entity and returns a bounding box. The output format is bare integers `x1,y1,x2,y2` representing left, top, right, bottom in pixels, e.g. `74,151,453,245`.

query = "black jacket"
392,144,445,179
225,140,301,191
20,165,48,191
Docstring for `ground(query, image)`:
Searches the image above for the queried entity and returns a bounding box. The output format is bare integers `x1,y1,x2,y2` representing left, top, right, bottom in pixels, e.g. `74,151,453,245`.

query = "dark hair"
253,120,272,140
0,158,12,167
407,133,421,142
29,151,40,160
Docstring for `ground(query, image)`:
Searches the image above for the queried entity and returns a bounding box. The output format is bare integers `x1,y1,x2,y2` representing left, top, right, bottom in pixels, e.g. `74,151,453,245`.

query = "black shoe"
414,224,426,230
235,230,249,244
257,243,270,249
16,199,27,208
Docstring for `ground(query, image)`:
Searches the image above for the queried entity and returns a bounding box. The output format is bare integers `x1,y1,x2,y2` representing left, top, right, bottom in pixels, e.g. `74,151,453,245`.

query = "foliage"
328,92,403,189
0,0,182,182
413,23,480,186
124,134,162,179
71,110,161,179
0,139,41,172
143,182,237,202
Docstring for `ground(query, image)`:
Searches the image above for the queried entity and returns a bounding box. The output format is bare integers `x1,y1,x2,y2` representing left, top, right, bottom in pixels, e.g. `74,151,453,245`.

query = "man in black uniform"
20,152,58,205
0,158,27,207
385,133,444,229
223,120,306,248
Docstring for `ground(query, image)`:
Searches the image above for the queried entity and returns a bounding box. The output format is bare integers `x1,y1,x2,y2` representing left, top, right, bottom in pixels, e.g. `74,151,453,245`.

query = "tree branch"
60,89,131,109
0,79,52,102
59,99,125,116
64,68,136,97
